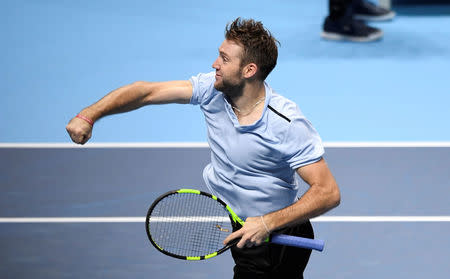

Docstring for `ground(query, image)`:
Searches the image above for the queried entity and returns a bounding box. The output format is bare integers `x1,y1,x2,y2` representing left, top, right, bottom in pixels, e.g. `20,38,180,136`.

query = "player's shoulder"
190,72,221,105
267,91,304,125
190,71,216,85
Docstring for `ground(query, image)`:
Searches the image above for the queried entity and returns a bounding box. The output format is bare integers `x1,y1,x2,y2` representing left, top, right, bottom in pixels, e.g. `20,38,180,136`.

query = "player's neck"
230,81,266,116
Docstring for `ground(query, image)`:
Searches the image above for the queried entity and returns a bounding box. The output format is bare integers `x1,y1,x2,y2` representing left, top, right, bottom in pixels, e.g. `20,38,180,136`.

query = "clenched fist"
66,115,93,144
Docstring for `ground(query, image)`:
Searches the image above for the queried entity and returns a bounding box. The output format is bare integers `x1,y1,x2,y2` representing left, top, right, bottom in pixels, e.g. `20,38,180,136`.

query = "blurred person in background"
322,0,396,42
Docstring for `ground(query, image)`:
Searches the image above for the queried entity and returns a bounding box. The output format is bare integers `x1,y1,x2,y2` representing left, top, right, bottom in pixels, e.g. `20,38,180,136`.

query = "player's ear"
242,63,258,79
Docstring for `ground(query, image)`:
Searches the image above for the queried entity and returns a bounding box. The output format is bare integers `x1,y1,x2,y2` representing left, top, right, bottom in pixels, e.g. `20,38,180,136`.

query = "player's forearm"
263,182,340,232
78,81,155,122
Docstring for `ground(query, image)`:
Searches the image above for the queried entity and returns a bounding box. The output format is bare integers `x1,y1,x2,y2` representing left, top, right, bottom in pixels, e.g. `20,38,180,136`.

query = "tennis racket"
145,189,325,260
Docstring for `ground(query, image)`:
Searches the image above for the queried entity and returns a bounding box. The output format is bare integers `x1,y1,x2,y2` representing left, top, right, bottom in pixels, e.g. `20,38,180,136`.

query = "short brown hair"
225,18,279,80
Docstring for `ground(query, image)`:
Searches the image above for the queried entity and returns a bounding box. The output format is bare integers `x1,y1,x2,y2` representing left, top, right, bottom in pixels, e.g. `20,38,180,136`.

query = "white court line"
0,142,210,148
1,142,450,148
313,216,450,222
1,216,450,223
324,142,450,148
0,217,146,223
149,216,231,222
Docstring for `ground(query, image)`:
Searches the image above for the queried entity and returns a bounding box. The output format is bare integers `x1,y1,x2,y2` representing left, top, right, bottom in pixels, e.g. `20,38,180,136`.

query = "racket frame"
145,189,242,260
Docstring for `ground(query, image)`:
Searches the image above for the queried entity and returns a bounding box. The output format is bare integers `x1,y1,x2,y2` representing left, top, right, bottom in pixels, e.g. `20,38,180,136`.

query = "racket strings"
155,194,227,256
148,193,233,257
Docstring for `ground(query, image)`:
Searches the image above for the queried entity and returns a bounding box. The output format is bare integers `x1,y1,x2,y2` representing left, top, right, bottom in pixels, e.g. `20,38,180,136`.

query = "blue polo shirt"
190,72,324,220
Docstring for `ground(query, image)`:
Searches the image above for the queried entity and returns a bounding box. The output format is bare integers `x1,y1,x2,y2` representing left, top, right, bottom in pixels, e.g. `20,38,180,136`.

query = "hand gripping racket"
145,189,324,260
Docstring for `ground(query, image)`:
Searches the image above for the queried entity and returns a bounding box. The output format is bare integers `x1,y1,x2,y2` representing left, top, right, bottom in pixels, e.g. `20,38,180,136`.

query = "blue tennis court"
1,144,449,278
2,0,450,278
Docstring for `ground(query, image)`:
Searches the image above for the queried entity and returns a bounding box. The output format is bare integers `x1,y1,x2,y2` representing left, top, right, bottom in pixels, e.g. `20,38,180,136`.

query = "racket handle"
270,234,325,252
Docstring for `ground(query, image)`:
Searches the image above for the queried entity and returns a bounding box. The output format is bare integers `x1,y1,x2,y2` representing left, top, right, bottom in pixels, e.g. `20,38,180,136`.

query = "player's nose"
212,57,220,70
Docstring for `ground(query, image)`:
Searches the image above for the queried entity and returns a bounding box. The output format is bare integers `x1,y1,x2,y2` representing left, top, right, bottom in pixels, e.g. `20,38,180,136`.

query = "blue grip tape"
270,234,325,252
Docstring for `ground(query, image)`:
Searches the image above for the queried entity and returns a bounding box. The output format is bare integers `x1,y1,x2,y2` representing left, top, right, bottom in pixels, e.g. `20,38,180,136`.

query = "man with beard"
66,18,340,279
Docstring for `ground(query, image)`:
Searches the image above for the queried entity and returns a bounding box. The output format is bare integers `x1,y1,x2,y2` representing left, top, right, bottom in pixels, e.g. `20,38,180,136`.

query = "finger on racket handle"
270,234,325,251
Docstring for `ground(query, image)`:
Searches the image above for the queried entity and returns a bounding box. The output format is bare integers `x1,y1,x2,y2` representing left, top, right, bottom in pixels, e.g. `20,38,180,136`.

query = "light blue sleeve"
189,72,216,105
283,117,325,170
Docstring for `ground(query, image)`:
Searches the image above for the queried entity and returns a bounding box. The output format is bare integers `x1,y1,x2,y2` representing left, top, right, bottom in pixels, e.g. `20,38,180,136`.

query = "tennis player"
66,18,340,278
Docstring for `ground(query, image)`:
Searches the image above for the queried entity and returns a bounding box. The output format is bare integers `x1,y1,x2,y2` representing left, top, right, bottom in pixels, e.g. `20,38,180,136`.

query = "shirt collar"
222,81,273,130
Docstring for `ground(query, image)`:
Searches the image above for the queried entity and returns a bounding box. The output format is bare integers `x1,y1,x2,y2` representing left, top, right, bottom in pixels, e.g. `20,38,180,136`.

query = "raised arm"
66,80,193,144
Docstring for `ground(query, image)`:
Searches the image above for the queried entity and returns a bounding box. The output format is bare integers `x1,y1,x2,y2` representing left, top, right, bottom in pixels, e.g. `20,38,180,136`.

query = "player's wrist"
76,114,94,126
260,215,272,233
76,108,100,126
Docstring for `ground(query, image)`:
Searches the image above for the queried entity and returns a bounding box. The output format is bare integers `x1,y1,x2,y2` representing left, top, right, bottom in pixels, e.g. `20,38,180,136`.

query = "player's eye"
221,55,229,63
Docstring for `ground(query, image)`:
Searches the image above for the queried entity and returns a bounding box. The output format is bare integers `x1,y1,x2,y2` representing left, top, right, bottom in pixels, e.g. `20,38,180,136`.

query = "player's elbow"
131,81,157,104
319,180,340,210
131,81,150,90
328,182,341,209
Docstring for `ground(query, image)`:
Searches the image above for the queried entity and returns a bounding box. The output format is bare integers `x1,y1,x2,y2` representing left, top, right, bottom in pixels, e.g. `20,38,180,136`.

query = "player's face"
212,40,245,97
